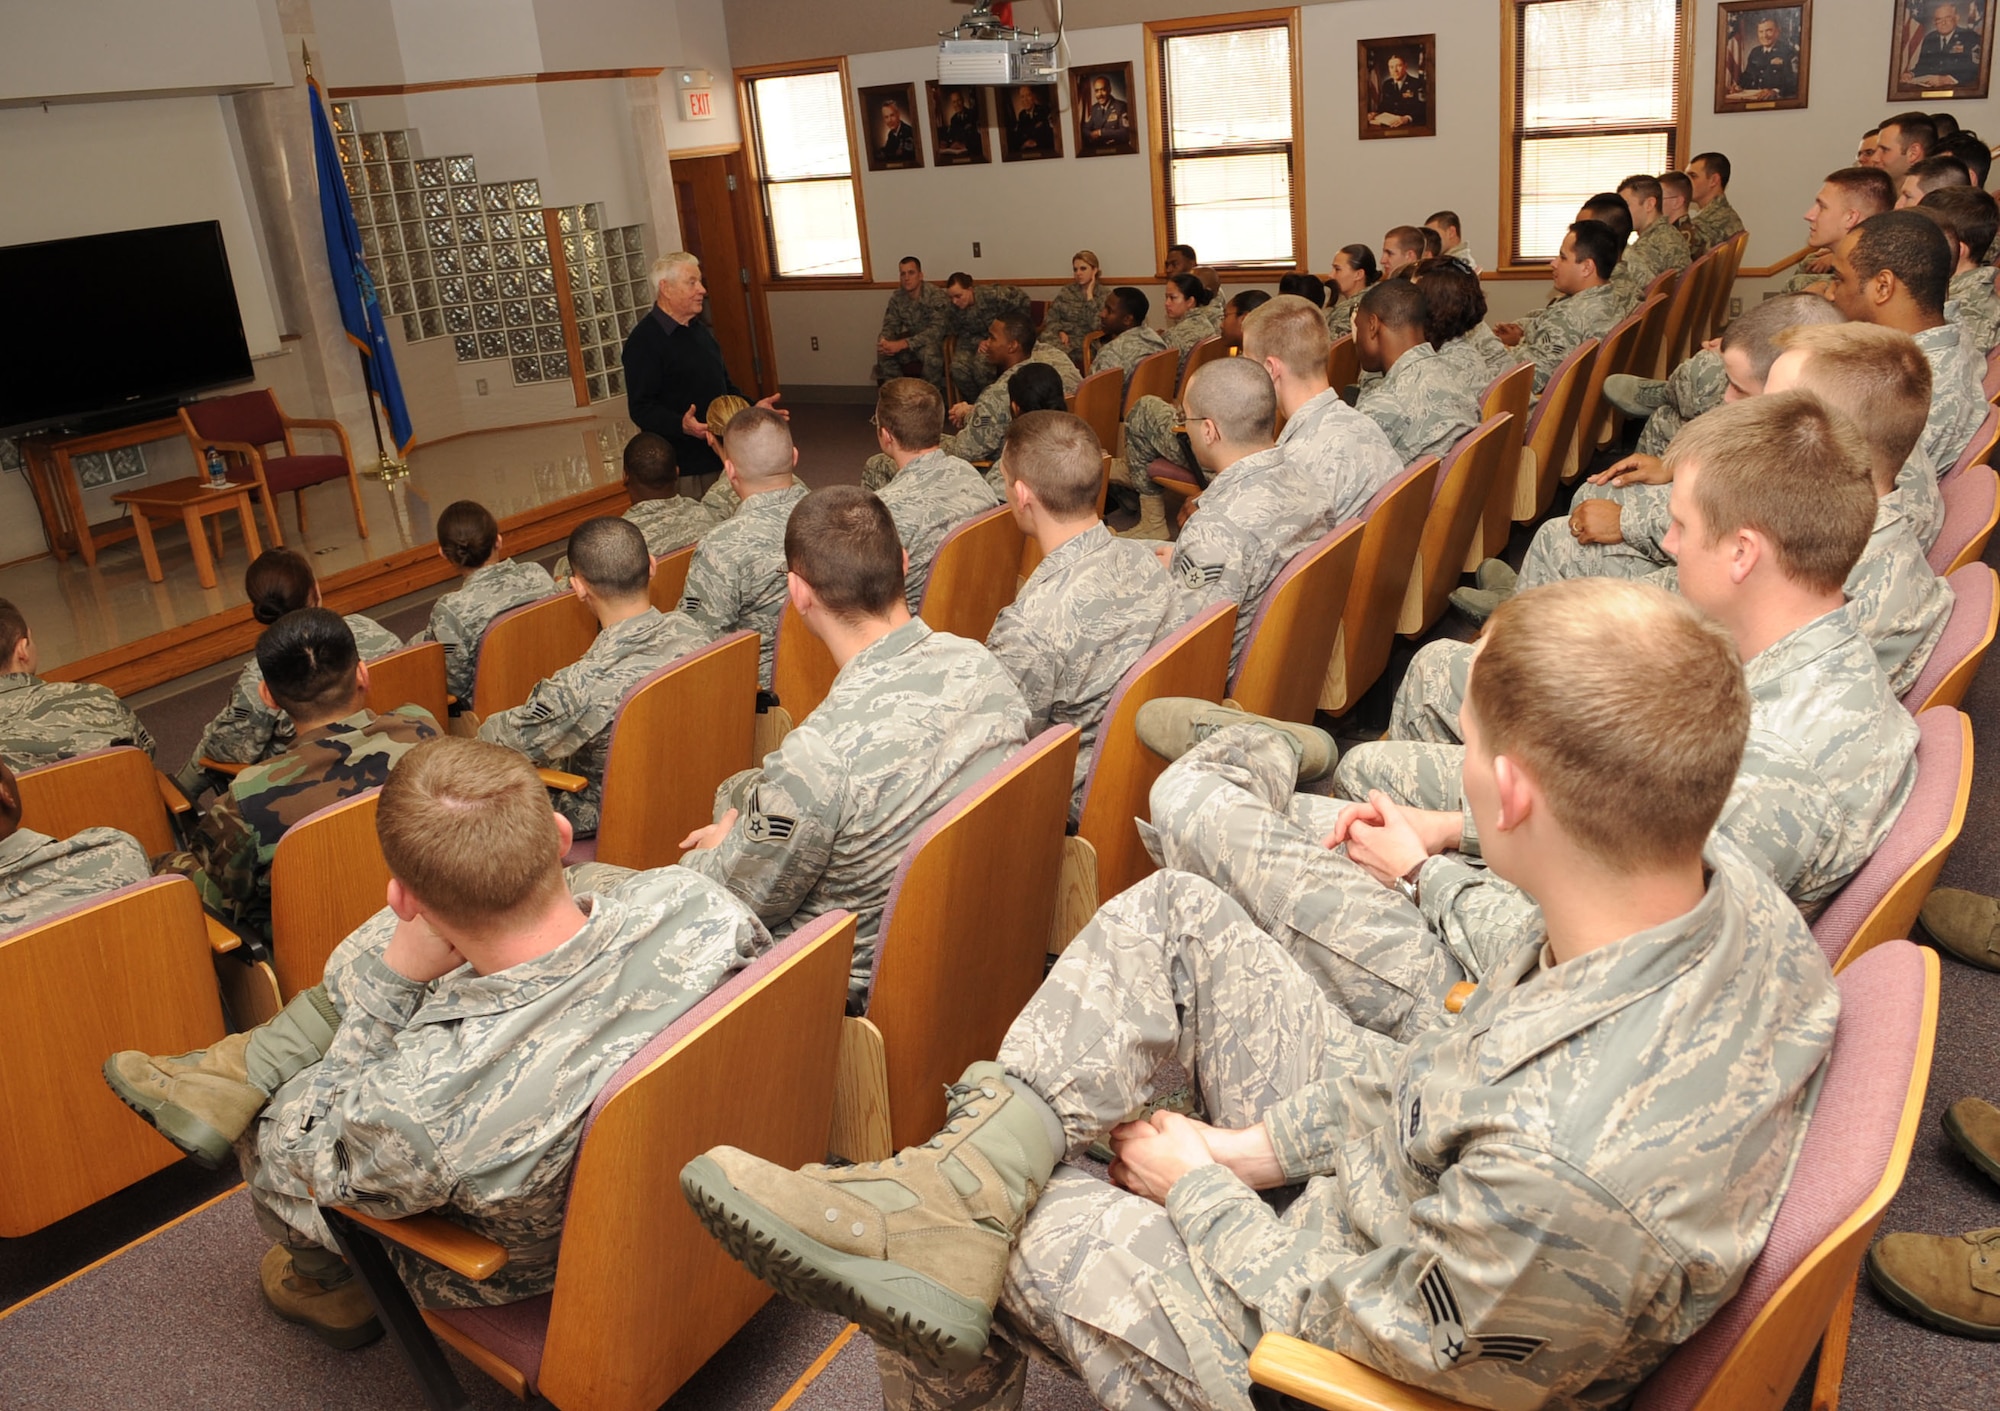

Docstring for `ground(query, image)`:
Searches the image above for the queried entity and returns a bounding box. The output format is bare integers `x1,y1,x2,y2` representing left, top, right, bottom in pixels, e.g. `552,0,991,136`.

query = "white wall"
0,0,281,101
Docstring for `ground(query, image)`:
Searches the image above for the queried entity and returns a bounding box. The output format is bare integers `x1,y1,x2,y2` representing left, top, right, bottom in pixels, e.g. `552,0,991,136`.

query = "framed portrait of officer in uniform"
1357,35,1436,140
1072,63,1139,158
1716,2,1812,112
994,83,1064,162
859,82,924,172
926,82,991,167
1889,0,1993,101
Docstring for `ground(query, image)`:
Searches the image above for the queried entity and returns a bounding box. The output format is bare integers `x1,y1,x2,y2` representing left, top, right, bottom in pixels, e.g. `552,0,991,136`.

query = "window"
1147,11,1303,269
741,64,867,279
1504,0,1689,266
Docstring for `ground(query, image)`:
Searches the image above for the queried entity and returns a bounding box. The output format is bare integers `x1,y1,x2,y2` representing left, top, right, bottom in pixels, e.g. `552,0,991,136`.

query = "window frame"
1495,0,1694,276
1144,8,1307,276
735,57,874,286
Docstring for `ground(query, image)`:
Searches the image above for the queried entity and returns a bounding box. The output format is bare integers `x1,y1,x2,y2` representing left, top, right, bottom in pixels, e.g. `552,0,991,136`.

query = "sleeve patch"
1418,1259,1547,1369
744,787,796,842
1173,555,1226,590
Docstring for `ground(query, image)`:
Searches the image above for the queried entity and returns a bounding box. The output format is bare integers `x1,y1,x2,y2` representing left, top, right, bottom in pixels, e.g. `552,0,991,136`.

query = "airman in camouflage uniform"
1610,214,1692,315
1690,188,1746,252
1165,300,1224,359
1429,334,1494,398
869,343,1081,485
1949,264,2000,357
1912,322,1989,540
1273,387,1406,514
409,559,556,703
1514,282,1620,394
1356,342,1482,464
946,283,1032,403
555,494,721,585
242,862,771,1309
0,673,154,774
880,448,1004,610
1634,346,1729,456
1463,322,1518,381
478,608,707,835
679,481,811,689
158,705,439,937
986,523,1177,823
1043,280,1111,367
876,278,951,390
174,612,402,797
1324,289,1362,341
1118,395,1192,496
680,617,1028,1002
1849,499,1955,696
0,824,151,932
1093,323,1169,397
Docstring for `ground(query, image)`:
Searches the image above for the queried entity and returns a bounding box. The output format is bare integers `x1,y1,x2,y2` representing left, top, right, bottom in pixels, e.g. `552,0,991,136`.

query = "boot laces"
921,1078,1002,1149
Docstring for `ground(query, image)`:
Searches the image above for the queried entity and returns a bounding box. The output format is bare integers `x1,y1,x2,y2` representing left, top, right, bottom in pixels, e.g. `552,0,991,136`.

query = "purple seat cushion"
1901,566,1992,712
1150,459,1201,489
1926,467,1996,575
185,390,286,447
262,453,351,494
428,1295,554,1390
1939,406,1998,487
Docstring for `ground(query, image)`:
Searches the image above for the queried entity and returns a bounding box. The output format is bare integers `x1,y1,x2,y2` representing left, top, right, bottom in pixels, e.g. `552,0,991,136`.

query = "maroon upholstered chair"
1939,404,2000,489
1902,564,1998,714
1928,463,1999,575
179,388,369,544
1984,344,2000,402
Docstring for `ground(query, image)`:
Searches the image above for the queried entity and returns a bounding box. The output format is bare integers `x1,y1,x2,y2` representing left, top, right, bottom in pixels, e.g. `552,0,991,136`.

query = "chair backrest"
591,632,759,872
1984,345,2000,402
1228,518,1365,724
180,388,286,449
1323,457,1439,716
1571,297,1655,473
1177,335,1227,399
866,727,1078,1151
1939,404,2000,488
471,591,599,719
1124,346,1181,413
16,746,176,857
649,543,697,614
1075,603,1233,901
1632,941,1938,1411
1903,563,1998,714
1326,333,1359,393
1704,232,1748,342
269,789,390,1000
918,505,1025,641
1404,413,1514,636
1516,337,1598,522
1029,298,1047,326
1476,362,1535,562
1656,248,1714,376
1079,328,1103,375
770,599,840,727
0,876,225,1236
1928,463,1999,576
1811,709,1971,971
1630,267,1679,377
524,912,855,1411
363,640,449,723
1070,367,1123,460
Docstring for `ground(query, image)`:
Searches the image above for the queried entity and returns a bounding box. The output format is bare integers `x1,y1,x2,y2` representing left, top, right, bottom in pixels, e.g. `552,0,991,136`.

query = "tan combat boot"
1919,889,2000,971
1115,493,1172,541
1867,1228,2000,1340
1134,697,1338,780
260,1245,383,1350
102,1033,262,1169
1944,1096,2000,1185
681,1061,1060,1371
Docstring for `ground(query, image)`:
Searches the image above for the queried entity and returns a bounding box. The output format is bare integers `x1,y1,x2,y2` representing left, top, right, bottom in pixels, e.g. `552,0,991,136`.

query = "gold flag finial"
302,42,313,80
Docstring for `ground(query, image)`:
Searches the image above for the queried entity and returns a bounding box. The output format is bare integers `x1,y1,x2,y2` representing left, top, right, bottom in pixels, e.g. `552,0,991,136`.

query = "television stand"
19,416,190,566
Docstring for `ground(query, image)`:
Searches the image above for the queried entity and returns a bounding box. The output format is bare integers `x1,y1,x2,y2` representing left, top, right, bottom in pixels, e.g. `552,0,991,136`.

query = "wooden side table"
109,478,263,590
18,417,186,565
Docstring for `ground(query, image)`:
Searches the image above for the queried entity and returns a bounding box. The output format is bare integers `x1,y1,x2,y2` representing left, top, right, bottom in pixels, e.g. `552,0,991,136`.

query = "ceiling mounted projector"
938,0,1061,85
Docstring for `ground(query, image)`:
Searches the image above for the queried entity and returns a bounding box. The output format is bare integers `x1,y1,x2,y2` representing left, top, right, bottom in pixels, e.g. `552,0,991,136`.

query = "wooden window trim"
1495,0,1694,274
1144,8,1307,277
734,56,873,284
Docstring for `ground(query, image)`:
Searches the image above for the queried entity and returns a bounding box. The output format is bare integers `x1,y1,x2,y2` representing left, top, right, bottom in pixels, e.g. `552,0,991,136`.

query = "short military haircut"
999,411,1104,516
875,377,945,450
1618,173,1664,207
1568,219,1623,281
1824,166,1898,216
1922,185,1999,261
1909,155,1972,193
784,486,906,621
899,255,922,270
1466,579,1749,872
1385,225,1426,258
1417,227,1443,258
1937,131,1992,186
377,737,567,928
436,499,501,570
1719,291,1844,381
1851,209,1953,316
1358,277,1426,331
1241,294,1332,382
705,394,751,442
1775,324,1933,491
623,431,679,491
565,516,652,599
1110,285,1150,323
0,600,27,667
257,607,361,718
1659,170,1694,203
244,548,318,626
994,310,1037,354
1228,288,1273,319
722,405,795,483
1167,243,1197,264
1930,109,1961,140
1578,193,1634,245
1913,203,1960,256
1418,263,1488,345
1690,151,1732,186
1425,210,1462,237
1277,272,1327,307
1184,355,1279,445
1663,391,1877,595
1881,114,1938,156
945,271,975,290
1001,364,1060,417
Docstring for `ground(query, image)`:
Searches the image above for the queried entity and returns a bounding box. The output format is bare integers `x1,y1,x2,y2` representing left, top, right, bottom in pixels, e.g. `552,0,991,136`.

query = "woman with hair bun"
1326,244,1380,340
1161,272,1223,357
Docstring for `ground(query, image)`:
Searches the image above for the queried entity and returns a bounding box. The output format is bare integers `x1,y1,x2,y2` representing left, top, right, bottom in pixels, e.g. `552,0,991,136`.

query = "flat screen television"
0,220,254,438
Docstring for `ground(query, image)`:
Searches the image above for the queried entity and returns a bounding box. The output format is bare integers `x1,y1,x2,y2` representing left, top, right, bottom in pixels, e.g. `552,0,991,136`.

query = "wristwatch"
1391,859,1424,908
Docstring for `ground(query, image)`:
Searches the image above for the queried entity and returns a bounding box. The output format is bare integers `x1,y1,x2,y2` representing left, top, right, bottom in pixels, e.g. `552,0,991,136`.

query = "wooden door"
669,152,769,398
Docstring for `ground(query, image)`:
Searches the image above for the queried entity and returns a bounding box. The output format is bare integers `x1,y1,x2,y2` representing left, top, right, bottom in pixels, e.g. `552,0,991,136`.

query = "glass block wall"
329,101,654,403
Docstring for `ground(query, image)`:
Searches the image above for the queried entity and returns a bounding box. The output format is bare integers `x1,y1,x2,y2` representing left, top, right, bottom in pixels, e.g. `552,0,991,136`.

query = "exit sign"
682,88,714,121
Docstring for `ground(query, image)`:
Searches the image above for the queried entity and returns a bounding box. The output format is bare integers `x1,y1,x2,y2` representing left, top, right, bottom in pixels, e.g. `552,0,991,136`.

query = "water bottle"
205,448,228,488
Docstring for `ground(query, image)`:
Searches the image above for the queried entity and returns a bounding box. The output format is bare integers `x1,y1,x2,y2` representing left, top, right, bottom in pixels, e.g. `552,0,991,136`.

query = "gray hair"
652,252,700,291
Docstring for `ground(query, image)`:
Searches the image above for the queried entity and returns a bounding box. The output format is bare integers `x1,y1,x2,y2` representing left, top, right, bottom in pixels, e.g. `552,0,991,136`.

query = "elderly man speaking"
623,251,784,479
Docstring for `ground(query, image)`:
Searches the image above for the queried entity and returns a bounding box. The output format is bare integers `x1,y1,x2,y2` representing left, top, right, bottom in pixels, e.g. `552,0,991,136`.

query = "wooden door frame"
669,144,781,399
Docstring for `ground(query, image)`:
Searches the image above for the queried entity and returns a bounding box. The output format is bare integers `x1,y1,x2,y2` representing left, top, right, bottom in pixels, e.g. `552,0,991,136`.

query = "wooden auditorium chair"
1320,458,1439,717
1702,232,1749,342
268,789,390,1004
1903,564,1998,715
322,913,856,1411
16,744,189,858
759,599,840,756
1625,267,1679,395
1326,333,1359,395
1123,346,1181,414
1512,339,1599,525
1472,363,1534,564
1227,519,1365,724
918,505,1023,642
1929,464,1999,576
1178,335,1227,399
1653,247,1713,378
649,542,697,614
1567,296,1656,480
1250,940,1939,1411
1402,414,1513,636
0,876,227,1236
1070,366,1122,478
468,591,599,721
363,640,449,725
829,727,1077,1162
180,387,368,544
1811,708,1971,974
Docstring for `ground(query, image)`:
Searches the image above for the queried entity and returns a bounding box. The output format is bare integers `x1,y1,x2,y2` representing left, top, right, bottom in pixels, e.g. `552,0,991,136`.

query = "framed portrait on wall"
1357,35,1436,140
859,82,925,171
1072,63,1138,157
1717,2,1812,111
1889,0,1993,101
926,82,990,166
994,83,1064,161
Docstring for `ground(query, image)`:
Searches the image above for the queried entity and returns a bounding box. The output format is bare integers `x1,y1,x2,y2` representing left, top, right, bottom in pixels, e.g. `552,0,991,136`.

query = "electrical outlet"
973,242,982,258
1729,297,1741,318
475,378,489,395
810,336,820,351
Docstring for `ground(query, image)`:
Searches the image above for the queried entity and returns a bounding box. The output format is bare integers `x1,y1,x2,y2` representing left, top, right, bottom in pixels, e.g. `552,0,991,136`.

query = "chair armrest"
155,770,193,815
203,915,242,955
536,768,589,793
1249,1335,1469,1411
200,757,249,779
285,416,358,460
330,1206,510,1282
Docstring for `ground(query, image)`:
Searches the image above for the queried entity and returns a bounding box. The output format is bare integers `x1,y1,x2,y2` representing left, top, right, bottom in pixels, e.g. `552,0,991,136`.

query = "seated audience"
1276,272,1326,308
680,407,811,689
1660,170,1700,254
1935,128,1992,187
556,432,725,585
481,517,704,836
1087,286,1168,393
1161,272,1223,354
1162,243,1197,279
1425,209,1479,271
1219,287,1272,351
985,412,1175,823
0,599,154,774
985,361,1071,497
1325,243,1378,339
677,486,1028,1003
1857,125,1884,166
1578,190,1635,247
1898,153,1972,208
176,550,401,796
0,758,149,932
872,378,1004,609
1190,264,1222,300
106,736,772,1346
1613,173,1692,312
1791,166,1897,292
1418,261,1514,382
1686,150,1746,250
1380,224,1426,279
1353,279,1482,463
158,609,438,939
1920,185,2000,355
1416,225,1443,260
1493,219,1623,393
410,500,556,703
905,312,1080,477
1043,249,1110,366
944,273,1032,404
1875,112,1937,185
684,575,1838,1411
873,255,949,390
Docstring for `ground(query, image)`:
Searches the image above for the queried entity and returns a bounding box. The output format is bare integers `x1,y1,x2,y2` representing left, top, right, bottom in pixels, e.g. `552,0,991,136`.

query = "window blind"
1159,23,1297,266
748,70,865,278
